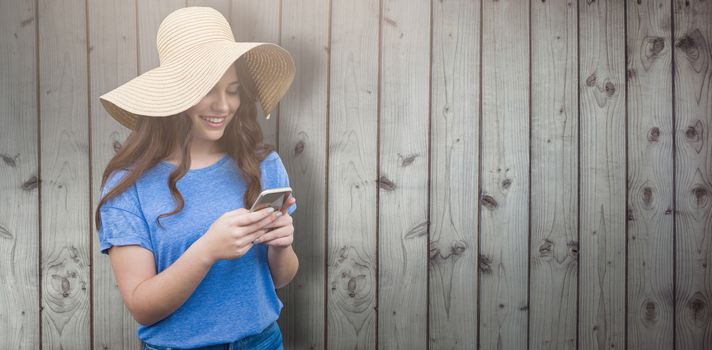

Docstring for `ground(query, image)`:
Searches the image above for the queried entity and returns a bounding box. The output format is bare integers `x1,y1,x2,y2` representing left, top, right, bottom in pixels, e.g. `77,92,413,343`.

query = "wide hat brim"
99,41,295,130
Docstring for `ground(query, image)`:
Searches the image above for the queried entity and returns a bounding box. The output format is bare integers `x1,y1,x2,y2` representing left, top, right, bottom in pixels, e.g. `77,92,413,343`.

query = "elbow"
129,304,160,327
127,284,161,326
138,318,160,327
127,299,153,326
133,314,152,327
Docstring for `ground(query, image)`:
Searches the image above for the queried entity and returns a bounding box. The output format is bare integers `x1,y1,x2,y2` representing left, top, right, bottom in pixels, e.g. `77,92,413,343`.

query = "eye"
228,84,241,95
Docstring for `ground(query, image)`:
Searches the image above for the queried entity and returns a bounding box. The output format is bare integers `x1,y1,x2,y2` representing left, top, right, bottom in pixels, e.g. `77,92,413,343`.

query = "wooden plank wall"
579,1,627,349
530,0,578,349
1,0,710,349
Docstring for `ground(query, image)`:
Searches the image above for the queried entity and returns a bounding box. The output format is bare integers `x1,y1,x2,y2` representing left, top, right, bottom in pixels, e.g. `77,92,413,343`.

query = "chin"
195,129,224,140
207,130,226,140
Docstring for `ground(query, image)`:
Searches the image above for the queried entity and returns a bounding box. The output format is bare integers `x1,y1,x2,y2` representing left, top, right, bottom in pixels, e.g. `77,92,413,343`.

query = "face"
184,63,241,144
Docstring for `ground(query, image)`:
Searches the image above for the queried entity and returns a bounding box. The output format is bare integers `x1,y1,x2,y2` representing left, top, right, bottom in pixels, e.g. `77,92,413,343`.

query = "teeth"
202,116,225,123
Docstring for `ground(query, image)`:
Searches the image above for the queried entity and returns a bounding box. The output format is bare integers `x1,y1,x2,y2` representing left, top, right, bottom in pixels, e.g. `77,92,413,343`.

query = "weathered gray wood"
89,0,139,349
479,0,530,348
0,0,40,348
327,0,379,348
529,0,578,349
231,0,281,149
673,0,712,349
578,0,626,349
38,0,91,348
137,0,185,74
279,0,329,348
378,0,430,349
626,1,675,349
4,2,706,348
428,0,479,348
187,0,230,20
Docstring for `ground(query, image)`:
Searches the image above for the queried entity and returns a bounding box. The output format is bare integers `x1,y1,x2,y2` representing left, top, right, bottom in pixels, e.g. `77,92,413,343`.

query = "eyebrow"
228,81,240,85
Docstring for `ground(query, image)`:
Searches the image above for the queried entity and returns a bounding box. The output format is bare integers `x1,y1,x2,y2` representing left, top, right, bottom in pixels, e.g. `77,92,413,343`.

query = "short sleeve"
260,151,297,215
97,169,153,255
98,207,153,255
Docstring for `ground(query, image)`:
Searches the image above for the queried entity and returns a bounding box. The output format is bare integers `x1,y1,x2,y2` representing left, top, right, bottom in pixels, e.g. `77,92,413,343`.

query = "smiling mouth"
200,116,227,127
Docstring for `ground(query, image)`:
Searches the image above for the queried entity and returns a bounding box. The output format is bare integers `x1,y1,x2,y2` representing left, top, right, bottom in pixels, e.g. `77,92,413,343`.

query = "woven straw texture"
99,6,295,130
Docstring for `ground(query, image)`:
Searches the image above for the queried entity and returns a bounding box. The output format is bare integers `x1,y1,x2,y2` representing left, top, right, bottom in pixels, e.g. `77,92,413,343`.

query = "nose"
211,92,229,114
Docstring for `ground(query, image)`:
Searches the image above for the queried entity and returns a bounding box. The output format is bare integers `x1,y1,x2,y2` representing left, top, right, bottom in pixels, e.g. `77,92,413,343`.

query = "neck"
168,141,223,161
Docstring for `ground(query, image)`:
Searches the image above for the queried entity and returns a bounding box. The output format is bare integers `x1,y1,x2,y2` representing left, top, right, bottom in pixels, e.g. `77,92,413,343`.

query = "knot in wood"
478,254,492,274
481,194,498,210
685,125,698,139
647,36,665,57
647,127,660,142
294,140,305,155
538,239,553,257
377,176,396,191
604,82,616,97
642,186,653,205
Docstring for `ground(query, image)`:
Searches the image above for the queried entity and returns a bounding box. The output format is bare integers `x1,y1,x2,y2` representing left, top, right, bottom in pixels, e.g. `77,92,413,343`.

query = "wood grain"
626,0,675,349
578,0,626,349
89,0,139,348
187,0,230,20
378,0,430,348
3,1,707,348
327,0,379,348
530,0,579,349
0,0,40,348
673,0,712,349
38,0,91,348
279,0,330,348
429,0,479,348
137,0,185,74
479,0,530,348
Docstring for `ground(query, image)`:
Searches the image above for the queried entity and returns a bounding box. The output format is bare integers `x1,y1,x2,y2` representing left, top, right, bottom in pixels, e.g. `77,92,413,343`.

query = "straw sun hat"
100,6,295,130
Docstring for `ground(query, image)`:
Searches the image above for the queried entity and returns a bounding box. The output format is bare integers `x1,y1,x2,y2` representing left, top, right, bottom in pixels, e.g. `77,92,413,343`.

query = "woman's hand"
199,207,279,262
254,196,296,248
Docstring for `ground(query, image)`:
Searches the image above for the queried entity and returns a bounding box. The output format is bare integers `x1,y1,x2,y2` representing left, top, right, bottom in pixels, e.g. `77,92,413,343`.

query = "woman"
95,7,297,350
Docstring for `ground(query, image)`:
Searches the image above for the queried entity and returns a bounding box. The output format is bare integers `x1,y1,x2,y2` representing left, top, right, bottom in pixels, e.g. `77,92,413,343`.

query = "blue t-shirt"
97,150,296,348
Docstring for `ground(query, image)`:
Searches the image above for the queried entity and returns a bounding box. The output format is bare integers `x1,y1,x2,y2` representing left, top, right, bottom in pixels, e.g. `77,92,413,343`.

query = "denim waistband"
141,321,282,350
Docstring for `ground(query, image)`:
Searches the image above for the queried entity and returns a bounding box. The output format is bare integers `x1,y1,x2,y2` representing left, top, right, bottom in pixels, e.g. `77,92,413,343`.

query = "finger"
263,214,290,229
248,228,267,238
235,207,276,226
254,226,291,244
250,228,275,244
243,211,280,234
256,210,281,229
279,195,296,214
262,235,293,247
244,229,267,245
253,229,281,244
239,228,266,241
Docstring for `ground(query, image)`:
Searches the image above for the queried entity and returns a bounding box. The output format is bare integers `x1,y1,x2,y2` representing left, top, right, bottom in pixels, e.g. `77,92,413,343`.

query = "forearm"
130,239,214,326
267,245,299,289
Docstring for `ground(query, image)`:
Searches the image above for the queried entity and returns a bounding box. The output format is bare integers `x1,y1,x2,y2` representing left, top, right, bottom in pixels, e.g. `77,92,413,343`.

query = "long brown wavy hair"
94,58,276,231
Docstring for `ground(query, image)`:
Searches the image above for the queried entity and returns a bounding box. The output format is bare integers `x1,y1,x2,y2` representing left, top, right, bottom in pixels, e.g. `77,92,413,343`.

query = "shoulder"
260,150,288,168
261,150,280,163
259,150,291,187
259,150,285,170
101,168,130,197
105,168,130,186
99,168,142,212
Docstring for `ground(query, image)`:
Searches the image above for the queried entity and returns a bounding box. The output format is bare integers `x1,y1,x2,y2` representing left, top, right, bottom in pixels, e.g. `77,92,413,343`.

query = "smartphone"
249,187,292,213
